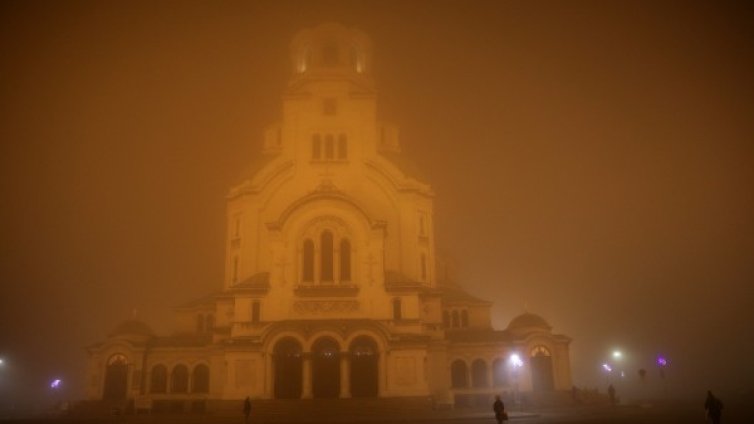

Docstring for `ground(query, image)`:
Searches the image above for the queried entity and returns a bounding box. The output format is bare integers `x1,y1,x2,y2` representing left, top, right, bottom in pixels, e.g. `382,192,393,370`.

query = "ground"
1,401,752,424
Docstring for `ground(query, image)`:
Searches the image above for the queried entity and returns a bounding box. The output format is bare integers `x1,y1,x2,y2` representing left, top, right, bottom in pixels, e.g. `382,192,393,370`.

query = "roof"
234,153,278,185
506,313,552,331
379,151,428,182
438,281,491,305
235,272,270,289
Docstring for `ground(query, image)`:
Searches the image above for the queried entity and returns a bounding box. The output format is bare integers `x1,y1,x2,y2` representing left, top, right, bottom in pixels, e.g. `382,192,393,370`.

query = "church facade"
86,23,572,410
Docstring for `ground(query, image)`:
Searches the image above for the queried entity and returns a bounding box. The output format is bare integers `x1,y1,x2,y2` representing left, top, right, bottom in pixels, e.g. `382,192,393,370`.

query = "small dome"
108,320,153,338
507,313,552,332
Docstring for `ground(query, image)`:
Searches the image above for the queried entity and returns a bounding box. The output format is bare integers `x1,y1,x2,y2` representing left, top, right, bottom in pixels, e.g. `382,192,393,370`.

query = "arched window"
205,314,214,333
324,134,334,159
340,239,351,281
191,364,210,393
443,311,450,327
492,358,508,387
321,231,334,282
337,134,347,159
450,360,468,388
392,298,402,320
461,310,469,328
303,239,314,282
420,254,427,281
196,314,204,333
150,364,167,393
452,310,460,328
170,365,189,393
531,345,551,357
471,359,488,388
312,134,321,159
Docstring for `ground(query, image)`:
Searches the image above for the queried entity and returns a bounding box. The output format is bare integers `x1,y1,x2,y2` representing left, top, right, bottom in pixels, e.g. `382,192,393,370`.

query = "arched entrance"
102,354,128,400
450,360,468,388
311,337,340,398
349,336,378,397
530,346,554,391
274,338,303,399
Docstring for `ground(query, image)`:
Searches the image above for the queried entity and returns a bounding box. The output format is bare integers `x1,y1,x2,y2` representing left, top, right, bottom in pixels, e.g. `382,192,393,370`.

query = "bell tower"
288,23,374,92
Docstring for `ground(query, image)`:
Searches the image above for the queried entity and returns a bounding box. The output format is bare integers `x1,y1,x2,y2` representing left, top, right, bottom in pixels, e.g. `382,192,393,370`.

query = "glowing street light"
509,353,524,368
509,353,524,406
612,350,623,360
656,356,668,367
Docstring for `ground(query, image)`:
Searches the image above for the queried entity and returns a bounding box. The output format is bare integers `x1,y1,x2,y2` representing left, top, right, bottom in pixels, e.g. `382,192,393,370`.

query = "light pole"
657,355,669,399
602,363,613,385
509,353,523,407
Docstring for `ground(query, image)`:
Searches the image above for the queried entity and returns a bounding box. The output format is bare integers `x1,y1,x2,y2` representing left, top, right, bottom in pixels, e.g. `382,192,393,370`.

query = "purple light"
50,379,62,389
602,363,612,372
657,356,668,367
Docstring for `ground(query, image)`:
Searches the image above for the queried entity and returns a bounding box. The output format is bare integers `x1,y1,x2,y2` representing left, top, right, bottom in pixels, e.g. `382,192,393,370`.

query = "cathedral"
86,23,572,411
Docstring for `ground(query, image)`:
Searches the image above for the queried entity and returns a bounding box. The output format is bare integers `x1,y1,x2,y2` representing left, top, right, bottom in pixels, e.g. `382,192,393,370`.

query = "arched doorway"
102,354,128,400
274,338,303,399
492,358,508,387
530,346,554,391
471,359,488,388
312,337,340,398
450,360,468,388
349,336,378,397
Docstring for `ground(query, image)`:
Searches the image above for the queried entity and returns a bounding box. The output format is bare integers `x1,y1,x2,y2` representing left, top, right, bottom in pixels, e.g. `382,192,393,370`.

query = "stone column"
378,351,387,397
302,354,313,399
265,354,273,399
339,353,351,398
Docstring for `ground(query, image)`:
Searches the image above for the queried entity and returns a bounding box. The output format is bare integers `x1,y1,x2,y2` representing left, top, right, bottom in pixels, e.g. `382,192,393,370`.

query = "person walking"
704,391,723,424
493,395,507,424
607,384,616,406
243,396,252,424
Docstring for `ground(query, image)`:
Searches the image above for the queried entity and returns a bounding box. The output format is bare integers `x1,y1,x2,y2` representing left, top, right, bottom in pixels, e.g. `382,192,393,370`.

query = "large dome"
506,313,552,332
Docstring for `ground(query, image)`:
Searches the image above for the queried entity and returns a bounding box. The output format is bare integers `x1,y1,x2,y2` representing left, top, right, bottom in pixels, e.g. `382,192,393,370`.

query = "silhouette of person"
607,384,616,406
704,390,723,424
493,395,506,424
243,396,252,423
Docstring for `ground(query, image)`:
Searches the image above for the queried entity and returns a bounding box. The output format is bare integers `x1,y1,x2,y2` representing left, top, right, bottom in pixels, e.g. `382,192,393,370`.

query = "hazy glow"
657,356,668,367
1,1,752,406
50,379,62,389
612,350,623,360
509,353,523,368
602,363,612,372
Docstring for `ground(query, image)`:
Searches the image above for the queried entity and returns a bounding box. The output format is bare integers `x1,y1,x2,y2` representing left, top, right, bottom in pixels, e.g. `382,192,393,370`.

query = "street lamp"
509,353,524,406
602,363,613,385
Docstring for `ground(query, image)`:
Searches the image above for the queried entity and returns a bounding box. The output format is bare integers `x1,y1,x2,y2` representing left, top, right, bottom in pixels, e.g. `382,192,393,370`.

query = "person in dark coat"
493,395,506,424
607,384,616,406
704,391,723,424
243,396,252,423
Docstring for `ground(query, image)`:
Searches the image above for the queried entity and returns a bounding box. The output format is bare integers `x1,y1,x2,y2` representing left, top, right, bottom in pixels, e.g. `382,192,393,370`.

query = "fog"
1,0,753,408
